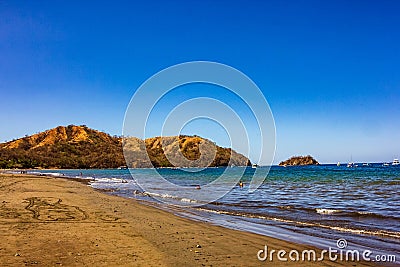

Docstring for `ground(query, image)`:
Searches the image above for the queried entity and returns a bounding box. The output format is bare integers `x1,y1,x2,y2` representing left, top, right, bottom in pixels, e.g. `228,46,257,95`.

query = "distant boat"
347,162,358,168
252,164,258,169
117,166,128,169
347,155,356,168
383,162,390,166
393,159,400,166
337,162,341,166
362,163,370,166
347,162,354,168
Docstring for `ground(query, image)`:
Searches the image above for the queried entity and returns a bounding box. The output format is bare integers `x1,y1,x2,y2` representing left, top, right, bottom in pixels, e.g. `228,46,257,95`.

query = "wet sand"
0,173,378,266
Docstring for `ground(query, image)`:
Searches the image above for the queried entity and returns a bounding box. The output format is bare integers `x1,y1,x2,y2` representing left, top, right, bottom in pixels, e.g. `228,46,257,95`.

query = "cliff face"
279,155,319,166
0,125,251,169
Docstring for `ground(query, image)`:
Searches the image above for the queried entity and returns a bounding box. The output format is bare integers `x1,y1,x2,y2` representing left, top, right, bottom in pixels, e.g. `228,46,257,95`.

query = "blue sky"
1,0,399,164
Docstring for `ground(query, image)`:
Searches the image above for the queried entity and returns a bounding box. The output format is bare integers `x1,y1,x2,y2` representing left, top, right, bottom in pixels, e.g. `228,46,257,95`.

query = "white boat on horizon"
117,166,128,170
393,159,400,166
347,155,357,167
347,162,358,168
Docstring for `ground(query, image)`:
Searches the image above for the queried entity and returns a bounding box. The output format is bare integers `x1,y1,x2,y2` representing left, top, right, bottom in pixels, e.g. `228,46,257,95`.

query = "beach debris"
24,261,39,265
14,252,21,257
196,244,202,248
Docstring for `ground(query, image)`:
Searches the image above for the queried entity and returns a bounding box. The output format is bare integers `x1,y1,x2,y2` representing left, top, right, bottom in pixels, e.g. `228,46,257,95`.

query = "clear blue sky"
1,0,399,164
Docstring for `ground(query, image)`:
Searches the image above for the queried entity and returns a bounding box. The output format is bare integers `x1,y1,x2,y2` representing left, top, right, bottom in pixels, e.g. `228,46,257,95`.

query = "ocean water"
28,165,400,258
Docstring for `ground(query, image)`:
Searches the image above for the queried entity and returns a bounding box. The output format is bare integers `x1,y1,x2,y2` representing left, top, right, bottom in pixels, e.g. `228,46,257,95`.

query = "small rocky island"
279,155,319,166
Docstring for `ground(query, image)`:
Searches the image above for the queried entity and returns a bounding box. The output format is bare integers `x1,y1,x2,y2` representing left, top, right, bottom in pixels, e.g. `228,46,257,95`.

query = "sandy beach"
0,173,378,266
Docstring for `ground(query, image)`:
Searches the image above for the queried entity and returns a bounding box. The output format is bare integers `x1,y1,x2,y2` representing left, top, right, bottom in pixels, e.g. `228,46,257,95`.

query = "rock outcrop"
279,155,319,166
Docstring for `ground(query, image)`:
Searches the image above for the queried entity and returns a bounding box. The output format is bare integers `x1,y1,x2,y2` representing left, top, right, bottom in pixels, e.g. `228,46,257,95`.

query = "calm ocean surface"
28,165,400,257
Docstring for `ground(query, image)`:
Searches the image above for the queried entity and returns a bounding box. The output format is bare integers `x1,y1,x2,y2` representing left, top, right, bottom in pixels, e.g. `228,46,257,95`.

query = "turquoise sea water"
27,164,400,259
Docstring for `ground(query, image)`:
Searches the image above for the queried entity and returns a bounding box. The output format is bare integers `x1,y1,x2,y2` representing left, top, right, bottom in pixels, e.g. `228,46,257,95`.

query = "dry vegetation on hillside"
0,125,251,169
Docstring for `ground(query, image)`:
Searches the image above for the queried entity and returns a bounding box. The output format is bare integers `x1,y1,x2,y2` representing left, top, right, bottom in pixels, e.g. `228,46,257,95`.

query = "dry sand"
0,173,378,266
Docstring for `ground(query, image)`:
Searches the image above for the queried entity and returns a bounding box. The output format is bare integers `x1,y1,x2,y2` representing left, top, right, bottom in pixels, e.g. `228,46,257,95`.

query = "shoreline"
0,173,383,266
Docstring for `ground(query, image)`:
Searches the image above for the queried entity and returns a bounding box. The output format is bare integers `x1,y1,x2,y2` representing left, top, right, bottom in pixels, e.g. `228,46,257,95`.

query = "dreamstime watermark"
122,61,276,206
257,238,397,263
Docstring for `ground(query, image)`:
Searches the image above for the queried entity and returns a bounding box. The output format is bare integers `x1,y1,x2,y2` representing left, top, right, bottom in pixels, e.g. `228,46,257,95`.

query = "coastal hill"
0,125,251,169
124,135,250,168
279,155,319,166
0,125,124,169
